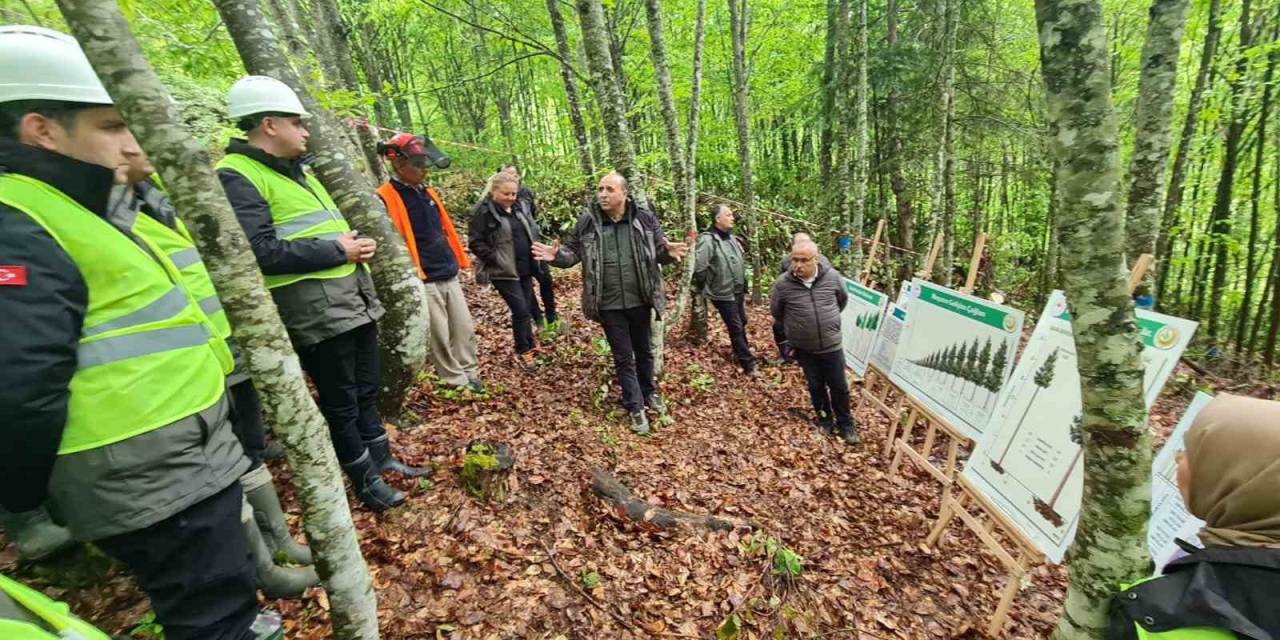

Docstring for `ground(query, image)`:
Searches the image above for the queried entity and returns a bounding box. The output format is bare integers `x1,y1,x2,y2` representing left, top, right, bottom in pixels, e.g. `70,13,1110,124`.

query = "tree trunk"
546,0,595,187
1156,0,1221,300
214,0,429,425
728,0,762,303
642,0,687,212
312,0,388,185
934,0,957,283
884,0,915,277
1235,35,1276,352
1035,1,1153,638
574,0,639,186
832,0,851,269
1266,127,1280,365
850,0,869,268
57,3,379,637
1122,0,1190,300
1205,0,1253,341
667,0,708,337
819,0,837,188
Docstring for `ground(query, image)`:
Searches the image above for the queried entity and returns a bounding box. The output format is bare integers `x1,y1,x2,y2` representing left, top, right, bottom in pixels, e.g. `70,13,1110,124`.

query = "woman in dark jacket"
468,173,542,369
1107,394,1280,639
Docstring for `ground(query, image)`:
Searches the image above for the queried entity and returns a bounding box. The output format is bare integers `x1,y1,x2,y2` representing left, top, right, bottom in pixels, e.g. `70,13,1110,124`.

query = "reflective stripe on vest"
215,153,356,289
0,574,110,640
0,174,229,454
130,211,233,342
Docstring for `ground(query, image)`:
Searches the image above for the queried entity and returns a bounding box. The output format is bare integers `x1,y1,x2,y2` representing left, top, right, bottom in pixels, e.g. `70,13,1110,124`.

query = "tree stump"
461,440,514,502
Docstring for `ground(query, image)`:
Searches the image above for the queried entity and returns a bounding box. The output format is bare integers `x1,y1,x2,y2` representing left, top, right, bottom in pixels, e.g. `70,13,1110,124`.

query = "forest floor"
2,271,1221,640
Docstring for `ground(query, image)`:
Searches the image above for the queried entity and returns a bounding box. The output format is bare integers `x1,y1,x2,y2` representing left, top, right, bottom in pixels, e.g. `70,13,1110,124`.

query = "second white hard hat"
226,75,308,120
0,25,112,105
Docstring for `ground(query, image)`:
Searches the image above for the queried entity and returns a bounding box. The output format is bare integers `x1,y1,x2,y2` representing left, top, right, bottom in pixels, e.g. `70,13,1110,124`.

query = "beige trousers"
424,278,479,386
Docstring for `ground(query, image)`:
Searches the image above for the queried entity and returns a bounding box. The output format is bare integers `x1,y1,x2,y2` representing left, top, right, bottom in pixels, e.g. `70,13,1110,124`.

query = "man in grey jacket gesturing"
769,241,860,444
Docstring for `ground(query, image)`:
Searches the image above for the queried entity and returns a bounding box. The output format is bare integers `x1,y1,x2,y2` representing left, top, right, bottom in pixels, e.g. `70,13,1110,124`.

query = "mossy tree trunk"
1034,0,1154,638
56,2,379,637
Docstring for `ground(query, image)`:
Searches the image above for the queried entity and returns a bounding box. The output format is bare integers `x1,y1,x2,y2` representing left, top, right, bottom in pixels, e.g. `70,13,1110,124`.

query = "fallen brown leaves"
1,271,1216,639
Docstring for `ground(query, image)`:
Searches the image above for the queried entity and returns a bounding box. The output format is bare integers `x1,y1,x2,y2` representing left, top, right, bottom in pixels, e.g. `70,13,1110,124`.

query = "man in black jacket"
770,241,859,444
532,172,688,434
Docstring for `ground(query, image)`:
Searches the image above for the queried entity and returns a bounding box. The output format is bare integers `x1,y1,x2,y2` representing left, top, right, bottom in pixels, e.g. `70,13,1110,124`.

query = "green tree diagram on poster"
964,291,1198,563
840,278,888,376
889,279,1025,439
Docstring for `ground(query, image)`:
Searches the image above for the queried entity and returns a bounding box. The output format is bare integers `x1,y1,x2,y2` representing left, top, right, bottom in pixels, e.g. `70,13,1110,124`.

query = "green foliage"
460,443,504,501
130,611,164,640
579,570,600,590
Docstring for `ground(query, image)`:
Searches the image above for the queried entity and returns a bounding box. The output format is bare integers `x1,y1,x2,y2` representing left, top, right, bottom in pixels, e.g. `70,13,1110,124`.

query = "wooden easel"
925,475,1044,637
885,396,970,486
860,362,902,422
959,232,987,296
918,254,1156,636
915,232,944,281
858,219,886,285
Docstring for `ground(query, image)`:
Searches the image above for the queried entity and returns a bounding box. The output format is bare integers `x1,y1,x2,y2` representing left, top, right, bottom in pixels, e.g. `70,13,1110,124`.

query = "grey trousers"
424,277,480,386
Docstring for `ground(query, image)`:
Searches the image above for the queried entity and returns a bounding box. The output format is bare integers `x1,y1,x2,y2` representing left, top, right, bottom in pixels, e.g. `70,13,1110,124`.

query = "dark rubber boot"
365,434,431,478
243,508,319,599
342,451,405,512
0,506,76,562
244,480,313,566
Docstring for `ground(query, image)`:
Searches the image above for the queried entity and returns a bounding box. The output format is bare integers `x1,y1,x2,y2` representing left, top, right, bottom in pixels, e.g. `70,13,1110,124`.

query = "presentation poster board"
964,291,1198,562
841,279,889,376
1149,392,1213,571
888,279,1025,440
868,303,908,374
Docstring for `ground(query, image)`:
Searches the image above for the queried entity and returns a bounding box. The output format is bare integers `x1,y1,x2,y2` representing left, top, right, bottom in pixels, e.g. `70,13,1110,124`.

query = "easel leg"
925,495,960,547
987,561,1027,637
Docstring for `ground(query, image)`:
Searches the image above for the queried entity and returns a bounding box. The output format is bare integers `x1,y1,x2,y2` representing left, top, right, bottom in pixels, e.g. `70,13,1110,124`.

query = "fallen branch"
538,539,644,635
590,469,737,531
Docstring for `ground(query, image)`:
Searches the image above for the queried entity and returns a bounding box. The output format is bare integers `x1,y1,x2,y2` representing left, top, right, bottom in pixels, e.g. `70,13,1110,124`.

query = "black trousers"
794,348,853,428
97,483,257,640
711,294,757,370
227,378,266,467
493,276,536,354
599,306,655,413
296,322,386,464
530,268,557,324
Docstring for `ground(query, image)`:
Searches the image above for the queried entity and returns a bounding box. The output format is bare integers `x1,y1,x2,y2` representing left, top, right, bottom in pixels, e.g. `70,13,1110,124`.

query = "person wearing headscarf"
1107,394,1280,639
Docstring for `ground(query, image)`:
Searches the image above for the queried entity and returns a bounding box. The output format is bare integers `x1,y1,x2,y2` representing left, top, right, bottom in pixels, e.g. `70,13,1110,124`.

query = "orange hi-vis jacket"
376,181,469,280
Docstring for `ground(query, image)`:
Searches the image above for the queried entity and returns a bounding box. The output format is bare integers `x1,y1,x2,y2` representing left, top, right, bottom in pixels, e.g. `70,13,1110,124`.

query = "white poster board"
841,279,889,376
1149,392,1213,571
868,303,908,374
964,291,1198,562
888,279,1025,440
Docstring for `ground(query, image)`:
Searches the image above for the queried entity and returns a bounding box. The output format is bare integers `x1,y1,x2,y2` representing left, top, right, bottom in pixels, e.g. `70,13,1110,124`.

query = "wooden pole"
1127,253,1154,295
860,218,886,284
960,232,987,295
915,231,944,280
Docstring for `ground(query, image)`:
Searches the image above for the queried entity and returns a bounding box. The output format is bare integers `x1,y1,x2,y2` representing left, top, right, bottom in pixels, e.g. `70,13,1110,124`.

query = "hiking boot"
0,506,76,562
365,434,431,479
516,351,537,370
645,393,668,416
814,417,835,435
243,468,313,566
629,411,651,436
838,423,861,446
341,451,405,512
242,507,319,599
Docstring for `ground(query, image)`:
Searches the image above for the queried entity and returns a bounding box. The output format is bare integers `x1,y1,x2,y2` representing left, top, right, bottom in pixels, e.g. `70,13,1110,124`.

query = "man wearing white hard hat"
217,75,425,513
0,26,268,640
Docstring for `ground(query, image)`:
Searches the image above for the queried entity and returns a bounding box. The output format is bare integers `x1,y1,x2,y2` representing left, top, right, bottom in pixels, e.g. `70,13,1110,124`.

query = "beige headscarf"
1184,393,1280,548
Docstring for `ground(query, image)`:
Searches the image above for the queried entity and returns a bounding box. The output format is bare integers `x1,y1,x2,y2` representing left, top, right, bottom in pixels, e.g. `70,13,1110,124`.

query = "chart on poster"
888,279,1024,440
840,279,889,376
1149,391,1214,570
964,291,1198,562
868,303,908,374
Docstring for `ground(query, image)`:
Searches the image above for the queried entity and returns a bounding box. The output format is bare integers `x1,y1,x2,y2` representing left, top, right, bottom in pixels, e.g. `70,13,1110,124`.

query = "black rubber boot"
342,451,405,512
243,509,319,599
0,506,76,561
365,434,431,478
244,476,313,566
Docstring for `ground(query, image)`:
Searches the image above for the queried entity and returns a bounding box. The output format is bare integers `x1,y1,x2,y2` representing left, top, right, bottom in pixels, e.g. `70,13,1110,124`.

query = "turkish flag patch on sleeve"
0,265,29,286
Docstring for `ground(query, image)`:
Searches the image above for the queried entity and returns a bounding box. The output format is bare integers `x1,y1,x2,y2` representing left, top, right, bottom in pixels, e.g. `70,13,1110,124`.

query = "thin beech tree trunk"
214,0,429,424
668,0,708,337
728,0,762,303
546,0,595,186
1035,0,1153,637
57,3,379,637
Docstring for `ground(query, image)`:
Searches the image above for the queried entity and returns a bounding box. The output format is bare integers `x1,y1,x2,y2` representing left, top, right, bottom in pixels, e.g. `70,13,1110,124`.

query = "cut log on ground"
589,469,739,531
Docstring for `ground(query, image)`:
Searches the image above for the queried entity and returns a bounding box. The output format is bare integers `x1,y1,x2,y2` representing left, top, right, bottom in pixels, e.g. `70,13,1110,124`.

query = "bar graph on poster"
888,279,1025,440
1149,391,1213,571
841,279,889,376
964,291,1198,562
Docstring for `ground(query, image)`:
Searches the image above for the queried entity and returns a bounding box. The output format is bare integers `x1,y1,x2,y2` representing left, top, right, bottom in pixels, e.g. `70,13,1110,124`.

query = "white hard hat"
0,25,112,105
226,75,308,120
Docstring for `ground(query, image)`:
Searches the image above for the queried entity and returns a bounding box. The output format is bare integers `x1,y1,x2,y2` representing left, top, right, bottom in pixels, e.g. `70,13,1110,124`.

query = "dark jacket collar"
0,140,117,217
225,138,307,181
593,197,636,227
709,225,732,240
